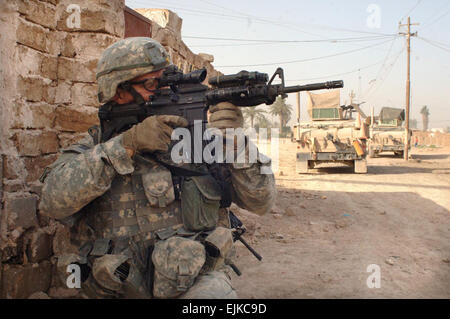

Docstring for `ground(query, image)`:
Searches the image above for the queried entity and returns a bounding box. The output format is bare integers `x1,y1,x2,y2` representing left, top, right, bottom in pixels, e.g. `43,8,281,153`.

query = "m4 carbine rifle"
99,65,344,144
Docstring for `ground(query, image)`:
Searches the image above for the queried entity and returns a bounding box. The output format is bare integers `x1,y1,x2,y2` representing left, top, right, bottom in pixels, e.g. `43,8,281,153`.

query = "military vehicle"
367,107,409,158
293,90,369,173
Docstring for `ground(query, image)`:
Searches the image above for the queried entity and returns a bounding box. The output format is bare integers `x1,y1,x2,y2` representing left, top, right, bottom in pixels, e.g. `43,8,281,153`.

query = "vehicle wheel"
354,159,367,174
296,159,309,174
394,151,403,157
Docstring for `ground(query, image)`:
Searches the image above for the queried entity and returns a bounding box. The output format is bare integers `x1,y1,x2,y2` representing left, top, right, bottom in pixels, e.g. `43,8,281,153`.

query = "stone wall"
0,1,219,299
412,131,450,147
0,0,125,299
135,8,221,81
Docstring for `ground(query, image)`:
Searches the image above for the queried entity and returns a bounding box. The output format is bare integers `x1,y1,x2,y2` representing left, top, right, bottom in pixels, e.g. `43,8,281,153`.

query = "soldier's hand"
122,115,188,153
208,102,244,132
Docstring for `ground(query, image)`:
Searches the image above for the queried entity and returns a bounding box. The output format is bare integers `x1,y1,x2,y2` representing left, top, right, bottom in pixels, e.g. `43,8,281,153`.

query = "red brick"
55,106,98,132
2,155,21,180
24,154,58,182
18,0,56,30
26,229,53,263
4,195,38,230
40,55,58,80
52,224,78,257
57,57,97,82
58,132,88,149
56,6,124,37
61,32,117,59
17,76,51,102
11,101,56,129
14,131,59,156
71,83,99,107
16,18,50,53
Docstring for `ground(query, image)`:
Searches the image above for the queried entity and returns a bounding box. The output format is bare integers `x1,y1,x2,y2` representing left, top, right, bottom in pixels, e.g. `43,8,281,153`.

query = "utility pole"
399,17,419,160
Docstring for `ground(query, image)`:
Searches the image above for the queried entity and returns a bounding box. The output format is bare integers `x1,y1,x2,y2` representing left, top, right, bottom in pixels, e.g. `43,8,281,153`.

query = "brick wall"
136,8,221,81
0,1,219,299
412,131,450,147
0,0,125,299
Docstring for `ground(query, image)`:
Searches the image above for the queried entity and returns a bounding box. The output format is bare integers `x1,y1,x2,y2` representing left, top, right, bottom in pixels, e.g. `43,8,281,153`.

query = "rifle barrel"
283,80,344,94
238,237,262,261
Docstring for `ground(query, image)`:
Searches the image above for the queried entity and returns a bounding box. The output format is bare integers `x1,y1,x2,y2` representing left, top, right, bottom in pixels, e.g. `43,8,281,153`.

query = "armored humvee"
368,107,410,158
294,90,368,173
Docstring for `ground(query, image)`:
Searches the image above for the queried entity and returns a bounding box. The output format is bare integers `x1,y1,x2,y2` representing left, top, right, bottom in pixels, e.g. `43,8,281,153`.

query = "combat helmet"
96,37,171,103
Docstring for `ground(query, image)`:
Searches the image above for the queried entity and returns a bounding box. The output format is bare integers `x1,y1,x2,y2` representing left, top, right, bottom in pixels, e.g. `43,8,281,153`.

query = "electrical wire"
361,37,399,97
284,58,387,82
184,34,396,44
215,38,395,68
421,7,450,30
362,45,406,100
418,37,450,53
420,0,450,28
400,0,423,22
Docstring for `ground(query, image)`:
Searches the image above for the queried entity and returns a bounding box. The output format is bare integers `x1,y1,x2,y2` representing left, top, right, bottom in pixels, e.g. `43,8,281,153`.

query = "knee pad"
152,236,206,298
181,270,237,299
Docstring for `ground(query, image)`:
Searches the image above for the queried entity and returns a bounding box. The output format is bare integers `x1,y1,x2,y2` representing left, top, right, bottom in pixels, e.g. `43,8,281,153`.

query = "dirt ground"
231,141,450,298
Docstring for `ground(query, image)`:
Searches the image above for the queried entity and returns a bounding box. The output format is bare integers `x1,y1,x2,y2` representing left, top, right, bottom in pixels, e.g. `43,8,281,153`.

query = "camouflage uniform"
39,38,276,299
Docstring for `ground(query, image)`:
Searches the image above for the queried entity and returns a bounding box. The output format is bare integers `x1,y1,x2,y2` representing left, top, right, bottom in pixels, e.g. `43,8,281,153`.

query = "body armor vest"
83,156,183,241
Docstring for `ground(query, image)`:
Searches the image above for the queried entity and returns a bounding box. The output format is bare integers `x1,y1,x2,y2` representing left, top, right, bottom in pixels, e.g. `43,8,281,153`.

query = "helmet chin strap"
119,81,146,104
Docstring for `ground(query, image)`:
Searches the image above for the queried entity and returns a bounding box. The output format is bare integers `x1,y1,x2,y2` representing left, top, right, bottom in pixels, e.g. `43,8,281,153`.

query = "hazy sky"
126,0,450,129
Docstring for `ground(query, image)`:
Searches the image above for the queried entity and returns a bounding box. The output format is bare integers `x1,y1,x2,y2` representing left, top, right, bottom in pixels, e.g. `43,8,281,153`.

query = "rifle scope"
158,66,207,87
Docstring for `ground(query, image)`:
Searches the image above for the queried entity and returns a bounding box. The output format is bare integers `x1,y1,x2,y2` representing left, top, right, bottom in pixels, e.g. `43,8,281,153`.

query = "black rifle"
229,210,262,261
99,65,344,148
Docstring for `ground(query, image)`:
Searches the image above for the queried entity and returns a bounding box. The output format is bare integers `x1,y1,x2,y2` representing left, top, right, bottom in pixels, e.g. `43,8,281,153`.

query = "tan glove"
208,102,244,132
122,115,188,153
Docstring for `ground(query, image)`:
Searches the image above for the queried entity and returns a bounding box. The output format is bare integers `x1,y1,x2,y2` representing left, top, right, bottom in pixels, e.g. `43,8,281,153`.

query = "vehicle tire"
354,159,367,174
394,151,403,157
368,146,376,158
296,159,309,174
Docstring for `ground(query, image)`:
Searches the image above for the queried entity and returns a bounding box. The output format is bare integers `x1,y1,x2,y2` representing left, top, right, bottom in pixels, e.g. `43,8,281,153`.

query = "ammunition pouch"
142,164,175,208
203,227,234,272
181,175,222,232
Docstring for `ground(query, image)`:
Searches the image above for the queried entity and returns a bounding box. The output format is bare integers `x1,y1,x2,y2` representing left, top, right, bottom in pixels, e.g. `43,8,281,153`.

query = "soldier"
39,37,275,299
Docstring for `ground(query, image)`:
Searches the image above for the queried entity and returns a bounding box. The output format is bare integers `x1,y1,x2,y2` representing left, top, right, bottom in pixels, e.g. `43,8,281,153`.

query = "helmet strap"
119,81,145,104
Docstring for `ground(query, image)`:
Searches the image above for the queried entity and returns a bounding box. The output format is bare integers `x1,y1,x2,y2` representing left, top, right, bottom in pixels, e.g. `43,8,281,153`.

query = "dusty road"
231,142,450,298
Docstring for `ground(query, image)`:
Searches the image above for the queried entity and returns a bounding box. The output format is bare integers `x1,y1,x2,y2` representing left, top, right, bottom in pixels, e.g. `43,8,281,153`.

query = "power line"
400,0,423,22
285,58,387,82
196,0,392,38
420,0,450,28
361,37,399,97
421,7,450,29
418,36,450,53
184,35,395,44
216,38,395,68
362,45,406,100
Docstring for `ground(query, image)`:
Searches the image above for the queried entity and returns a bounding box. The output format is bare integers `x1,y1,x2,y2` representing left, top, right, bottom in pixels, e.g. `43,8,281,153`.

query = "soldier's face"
114,69,164,104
